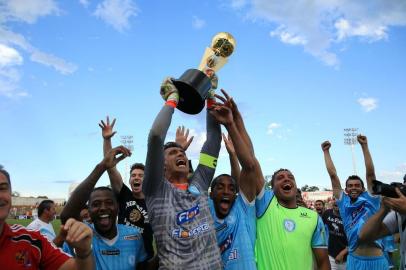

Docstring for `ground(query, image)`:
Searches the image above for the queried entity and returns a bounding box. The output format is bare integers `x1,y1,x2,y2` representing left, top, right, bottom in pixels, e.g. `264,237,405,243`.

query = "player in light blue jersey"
209,90,264,269
322,135,388,270
61,146,156,270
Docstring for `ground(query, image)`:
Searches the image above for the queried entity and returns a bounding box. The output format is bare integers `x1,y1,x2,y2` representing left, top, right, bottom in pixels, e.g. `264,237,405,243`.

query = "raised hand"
99,116,117,140
101,146,131,170
321,141,331,152
222,133,235,155
209,103,233,126
176,126,194,151
64,218,93,257
357,134,368,145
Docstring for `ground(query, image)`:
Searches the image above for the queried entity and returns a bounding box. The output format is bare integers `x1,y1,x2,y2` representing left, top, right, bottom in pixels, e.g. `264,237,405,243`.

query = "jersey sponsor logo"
124,234,141,241
228,249,238,261
300,212,310,218
101,249,120,256
172,223,209,238
176,204,200,225
283,219,296,232
349,204,366,228
219,233,233,253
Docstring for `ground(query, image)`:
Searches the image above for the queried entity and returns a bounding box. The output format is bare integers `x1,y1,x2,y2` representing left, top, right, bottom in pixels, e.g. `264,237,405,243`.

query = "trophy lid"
173,69,212,115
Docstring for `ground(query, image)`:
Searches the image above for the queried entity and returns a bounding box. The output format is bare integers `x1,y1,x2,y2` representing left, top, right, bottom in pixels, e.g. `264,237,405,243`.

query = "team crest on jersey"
15,250,32,267
129,209,141,223
283,219,296,232
176,204,200,225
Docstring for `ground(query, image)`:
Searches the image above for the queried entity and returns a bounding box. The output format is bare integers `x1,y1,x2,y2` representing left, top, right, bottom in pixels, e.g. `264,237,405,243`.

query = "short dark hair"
315,200,325,206
164,141,183,151
270,168,292,188
0,165,11,186
89,186,117,203
130,163,145,173
403,174,406,184
345,175,365,189
210,174,239,193
38,200,54,217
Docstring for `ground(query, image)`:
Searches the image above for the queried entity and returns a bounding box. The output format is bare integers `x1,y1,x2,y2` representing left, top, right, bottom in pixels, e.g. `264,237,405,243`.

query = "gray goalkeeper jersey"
143,105,222,270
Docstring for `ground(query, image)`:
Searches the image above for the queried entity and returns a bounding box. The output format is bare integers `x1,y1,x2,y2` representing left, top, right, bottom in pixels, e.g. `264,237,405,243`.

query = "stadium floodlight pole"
120,135,134,181
344,128,358,175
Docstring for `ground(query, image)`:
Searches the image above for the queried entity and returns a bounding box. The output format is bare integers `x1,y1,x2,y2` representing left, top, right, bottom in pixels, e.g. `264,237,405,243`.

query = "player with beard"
322,135,387,270
60,146,154,270
142,77,222,269
255,168,329,270
208,91,264,270
315,200,326,216
0,167,94,270
99,116,154,259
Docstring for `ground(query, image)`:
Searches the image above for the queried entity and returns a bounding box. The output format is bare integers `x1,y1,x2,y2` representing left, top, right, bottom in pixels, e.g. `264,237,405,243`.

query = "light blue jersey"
64,223,147,270
337,191,382,252
209,193,256,270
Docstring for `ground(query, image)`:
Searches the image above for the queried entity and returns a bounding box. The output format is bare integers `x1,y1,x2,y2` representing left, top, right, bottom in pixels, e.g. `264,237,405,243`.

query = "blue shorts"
347,253,388,270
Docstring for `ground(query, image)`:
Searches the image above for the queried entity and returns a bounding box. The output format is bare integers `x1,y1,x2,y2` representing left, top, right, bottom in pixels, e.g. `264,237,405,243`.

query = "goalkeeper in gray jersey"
143,77,223,269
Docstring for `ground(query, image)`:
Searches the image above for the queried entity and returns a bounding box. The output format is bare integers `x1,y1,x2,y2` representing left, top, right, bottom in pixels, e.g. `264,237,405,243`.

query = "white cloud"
94,0,139,32
1,0,59,24
270,26,307,45
192,16,206,29
231,0,406,66
0,44,23,66
79,0,90,8
30,50,77,75
378,163,406,183
184,129,207,159
267,122,281,135
0,2,77,97
357,97,378,112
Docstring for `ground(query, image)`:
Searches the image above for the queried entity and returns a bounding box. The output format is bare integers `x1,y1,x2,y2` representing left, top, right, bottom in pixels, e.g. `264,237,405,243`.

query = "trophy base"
173,69,212,115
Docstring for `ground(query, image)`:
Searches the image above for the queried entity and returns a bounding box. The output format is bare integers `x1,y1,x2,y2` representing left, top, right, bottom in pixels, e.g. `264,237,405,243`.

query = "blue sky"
1,0,405,199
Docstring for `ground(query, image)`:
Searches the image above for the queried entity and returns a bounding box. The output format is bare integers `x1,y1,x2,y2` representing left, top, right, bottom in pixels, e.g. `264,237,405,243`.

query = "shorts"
346,253,388,270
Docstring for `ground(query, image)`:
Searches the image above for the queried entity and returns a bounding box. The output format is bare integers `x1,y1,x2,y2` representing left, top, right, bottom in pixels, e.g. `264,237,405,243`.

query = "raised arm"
143,78,178,196
321,141,342,199
210,101,257,201
357,135,375,193
60,146,131,223
222,133,240,184
99,116,124,194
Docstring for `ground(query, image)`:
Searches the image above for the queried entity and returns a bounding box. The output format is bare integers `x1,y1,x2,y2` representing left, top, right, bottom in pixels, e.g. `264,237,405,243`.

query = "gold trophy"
173,32,236,114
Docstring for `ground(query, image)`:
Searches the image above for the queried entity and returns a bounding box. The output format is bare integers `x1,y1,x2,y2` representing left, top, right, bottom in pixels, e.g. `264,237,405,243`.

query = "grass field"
7,218,62,234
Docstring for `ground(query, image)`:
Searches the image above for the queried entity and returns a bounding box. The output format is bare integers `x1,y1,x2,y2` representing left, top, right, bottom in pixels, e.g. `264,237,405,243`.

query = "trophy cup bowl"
173,69,212,115
173,32,235,115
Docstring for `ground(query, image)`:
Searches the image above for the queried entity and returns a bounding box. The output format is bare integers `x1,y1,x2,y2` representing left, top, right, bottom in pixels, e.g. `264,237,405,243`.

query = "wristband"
206,98,215,109
165,100,177,108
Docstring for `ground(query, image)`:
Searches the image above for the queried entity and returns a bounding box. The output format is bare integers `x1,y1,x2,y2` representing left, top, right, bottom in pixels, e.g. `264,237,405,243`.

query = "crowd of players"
0,78,405,270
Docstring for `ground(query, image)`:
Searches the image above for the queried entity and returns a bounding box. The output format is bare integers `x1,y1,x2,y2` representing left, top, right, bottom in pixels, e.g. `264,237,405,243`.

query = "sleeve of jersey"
39,233,71,270
311,215,328,248
193,109,221,189
255,187,274,218
383,211,399,235
143,105,174,196
363,191,381,210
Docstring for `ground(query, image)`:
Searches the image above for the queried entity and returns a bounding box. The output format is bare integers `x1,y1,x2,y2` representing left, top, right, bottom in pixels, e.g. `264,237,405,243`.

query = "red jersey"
0,223,71,270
